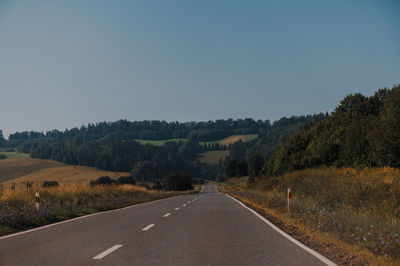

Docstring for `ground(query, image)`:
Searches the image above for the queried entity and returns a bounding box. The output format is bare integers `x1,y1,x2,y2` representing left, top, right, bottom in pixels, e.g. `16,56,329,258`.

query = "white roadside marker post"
35,192,40,211
287,188,291,213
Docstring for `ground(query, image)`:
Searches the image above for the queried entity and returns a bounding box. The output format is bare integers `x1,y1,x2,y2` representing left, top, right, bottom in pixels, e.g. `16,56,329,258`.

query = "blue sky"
0,0,399,138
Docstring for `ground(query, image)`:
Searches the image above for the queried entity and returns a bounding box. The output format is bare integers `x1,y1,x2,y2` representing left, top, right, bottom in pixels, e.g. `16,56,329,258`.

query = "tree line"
4,118,271,147
262,84,400,177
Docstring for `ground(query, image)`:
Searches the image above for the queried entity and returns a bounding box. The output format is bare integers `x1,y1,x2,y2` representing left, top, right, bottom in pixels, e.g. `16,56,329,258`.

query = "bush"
163,173,193,191
0,154,7,160
116,176,136,185
90,176,115,186
42,181,59,188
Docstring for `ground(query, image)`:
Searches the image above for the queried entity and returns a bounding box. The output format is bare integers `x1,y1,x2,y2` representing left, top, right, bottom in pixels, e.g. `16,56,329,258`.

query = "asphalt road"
0,185,332,266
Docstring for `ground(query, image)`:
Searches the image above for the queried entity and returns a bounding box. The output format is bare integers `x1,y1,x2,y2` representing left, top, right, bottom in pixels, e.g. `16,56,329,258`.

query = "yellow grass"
0,158,130,188
219,134,257,146
0,158,62,183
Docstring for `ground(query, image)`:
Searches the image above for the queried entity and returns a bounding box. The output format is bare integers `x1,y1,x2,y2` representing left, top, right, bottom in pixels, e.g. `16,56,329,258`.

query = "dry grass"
2,165,130,188
222,167,400,265
0,184,190,236
219,134,257,146
0,158,63,183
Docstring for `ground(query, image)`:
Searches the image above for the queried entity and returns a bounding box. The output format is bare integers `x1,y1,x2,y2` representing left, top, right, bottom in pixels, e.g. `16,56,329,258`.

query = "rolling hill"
0,158,130,188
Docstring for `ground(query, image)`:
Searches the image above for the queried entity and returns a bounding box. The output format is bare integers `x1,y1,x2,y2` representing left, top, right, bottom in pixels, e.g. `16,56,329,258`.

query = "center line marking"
163,213,171,217
93,244,123,260
142,224,155,231
175,207,180,210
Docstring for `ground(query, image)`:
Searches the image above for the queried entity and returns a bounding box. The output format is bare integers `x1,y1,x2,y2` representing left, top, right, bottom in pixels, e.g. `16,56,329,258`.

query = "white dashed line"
163,213,171,217
182,204,186,207
142,224,155,231
175,207,180,211
93,244,123,260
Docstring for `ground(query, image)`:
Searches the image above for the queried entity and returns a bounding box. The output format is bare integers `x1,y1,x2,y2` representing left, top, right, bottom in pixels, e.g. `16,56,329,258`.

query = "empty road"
0,185,333,265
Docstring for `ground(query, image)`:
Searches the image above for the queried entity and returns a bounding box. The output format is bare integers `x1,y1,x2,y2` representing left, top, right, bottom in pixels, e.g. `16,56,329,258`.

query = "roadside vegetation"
0,183,191,237
222,167,400,264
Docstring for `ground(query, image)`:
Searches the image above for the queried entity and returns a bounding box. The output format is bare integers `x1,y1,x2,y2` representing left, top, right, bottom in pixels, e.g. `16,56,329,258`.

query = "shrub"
42,181,59,188
90,176,115,186
0,154,7,160
163,173,193,191
116,176,136,185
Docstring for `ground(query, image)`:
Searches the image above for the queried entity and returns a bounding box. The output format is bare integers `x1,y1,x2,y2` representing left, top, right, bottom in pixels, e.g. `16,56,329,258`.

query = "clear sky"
0,0,399,138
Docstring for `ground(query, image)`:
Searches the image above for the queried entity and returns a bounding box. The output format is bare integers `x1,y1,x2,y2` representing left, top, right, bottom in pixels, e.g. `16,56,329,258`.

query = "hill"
0,158,129,188
0,158,62,183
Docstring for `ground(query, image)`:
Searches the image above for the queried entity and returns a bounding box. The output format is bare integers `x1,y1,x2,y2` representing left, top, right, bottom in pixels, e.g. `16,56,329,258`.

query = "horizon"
1,0,399,138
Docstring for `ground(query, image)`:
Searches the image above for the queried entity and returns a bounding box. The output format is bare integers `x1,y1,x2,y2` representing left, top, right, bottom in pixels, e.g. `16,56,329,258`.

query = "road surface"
0,185,332,265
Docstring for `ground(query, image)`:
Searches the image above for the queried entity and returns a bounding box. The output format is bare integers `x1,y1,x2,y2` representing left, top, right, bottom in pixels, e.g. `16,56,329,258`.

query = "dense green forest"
262,84,400,177
222,114,324,178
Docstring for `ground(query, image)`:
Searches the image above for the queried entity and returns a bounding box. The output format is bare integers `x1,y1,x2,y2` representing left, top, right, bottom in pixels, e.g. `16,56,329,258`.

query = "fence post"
35,192,40,211
287,188,291,212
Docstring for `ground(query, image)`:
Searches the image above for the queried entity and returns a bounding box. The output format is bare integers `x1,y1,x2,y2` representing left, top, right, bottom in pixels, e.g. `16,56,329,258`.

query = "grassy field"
0,158,63,183
0,158,130,188
0,184,191,236
134,134,257,147
200,134,257,146
0,152,30,159
222,167,400,265
198,150,229,165
133,138,187,146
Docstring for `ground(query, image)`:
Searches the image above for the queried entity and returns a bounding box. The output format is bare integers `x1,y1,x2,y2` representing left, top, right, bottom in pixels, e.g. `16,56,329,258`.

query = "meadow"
0,152,30,159
222,167,400,265
0,184,190,236
133,138,187,146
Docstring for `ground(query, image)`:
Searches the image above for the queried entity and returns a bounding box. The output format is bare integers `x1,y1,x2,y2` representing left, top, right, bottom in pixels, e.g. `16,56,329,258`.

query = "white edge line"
0,195,184,240
163,213,171,217
93,244,123,259
142,224,155,231
226,194,337,266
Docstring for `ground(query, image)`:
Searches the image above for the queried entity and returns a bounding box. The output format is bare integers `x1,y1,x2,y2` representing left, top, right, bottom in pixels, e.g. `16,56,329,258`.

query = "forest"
262,84,400,177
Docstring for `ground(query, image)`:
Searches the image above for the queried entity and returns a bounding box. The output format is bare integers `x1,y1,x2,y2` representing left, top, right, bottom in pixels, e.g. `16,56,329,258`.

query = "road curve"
0,185,331,265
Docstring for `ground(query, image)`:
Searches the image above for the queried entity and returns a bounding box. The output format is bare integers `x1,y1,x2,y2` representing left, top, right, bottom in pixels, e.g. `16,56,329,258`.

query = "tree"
163,173,193,191
117,176,136,185
249,153,264,179
225,160,237,177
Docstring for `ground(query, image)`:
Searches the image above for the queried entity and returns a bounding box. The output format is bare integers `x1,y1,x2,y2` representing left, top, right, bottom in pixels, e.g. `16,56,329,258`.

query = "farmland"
133,138,187,146
0,158,129,188
133,134,257,147
200,134,257,146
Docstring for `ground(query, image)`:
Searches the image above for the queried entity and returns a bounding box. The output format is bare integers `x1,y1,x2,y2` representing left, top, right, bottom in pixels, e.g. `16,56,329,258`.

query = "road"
0,185,333,265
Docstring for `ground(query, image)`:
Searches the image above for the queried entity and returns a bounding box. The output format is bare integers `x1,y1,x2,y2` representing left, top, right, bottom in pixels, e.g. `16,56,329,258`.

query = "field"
134,134,257,147
0,152,30,159
200,134,257,146
222,167,400,265
0,158,130,188
198,150,229,165
133,138,187,146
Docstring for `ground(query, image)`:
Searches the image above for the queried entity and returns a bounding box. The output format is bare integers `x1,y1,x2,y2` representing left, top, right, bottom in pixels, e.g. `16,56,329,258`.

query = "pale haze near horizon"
0,0,399,138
